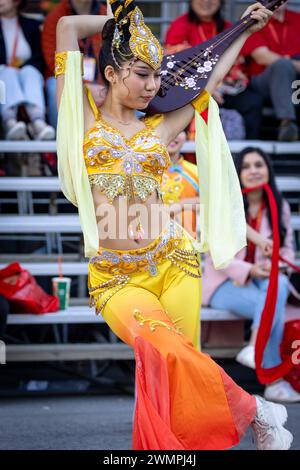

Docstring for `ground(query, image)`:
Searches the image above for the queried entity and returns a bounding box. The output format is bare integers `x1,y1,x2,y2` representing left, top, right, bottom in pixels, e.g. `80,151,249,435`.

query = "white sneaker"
35,124,55,141
236,345,255,369
5,119,27,140
28,120,55,141
251,395,293,450
265,380,300,403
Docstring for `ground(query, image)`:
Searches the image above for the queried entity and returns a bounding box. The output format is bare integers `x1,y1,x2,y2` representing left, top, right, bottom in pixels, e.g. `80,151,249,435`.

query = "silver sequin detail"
90,220,181,276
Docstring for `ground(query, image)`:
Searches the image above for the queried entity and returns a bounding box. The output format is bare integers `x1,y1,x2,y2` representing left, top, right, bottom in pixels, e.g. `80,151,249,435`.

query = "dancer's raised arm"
160,2,273,145
205,2,272,95
56,0,113,51
56,0,113,109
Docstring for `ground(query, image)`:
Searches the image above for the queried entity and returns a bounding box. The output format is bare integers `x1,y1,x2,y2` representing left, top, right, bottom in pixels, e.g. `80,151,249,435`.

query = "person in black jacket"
0,0,55,140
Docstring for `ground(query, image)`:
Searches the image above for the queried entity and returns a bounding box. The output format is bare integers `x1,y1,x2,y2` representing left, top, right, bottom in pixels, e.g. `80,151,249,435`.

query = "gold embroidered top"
83,90,171,204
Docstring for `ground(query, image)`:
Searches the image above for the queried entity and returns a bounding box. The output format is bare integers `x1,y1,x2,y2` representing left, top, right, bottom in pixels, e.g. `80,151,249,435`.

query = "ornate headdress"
109,0,163,70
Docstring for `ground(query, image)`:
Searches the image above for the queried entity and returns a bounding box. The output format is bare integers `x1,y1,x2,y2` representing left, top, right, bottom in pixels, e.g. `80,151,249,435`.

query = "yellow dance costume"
56,49,256,450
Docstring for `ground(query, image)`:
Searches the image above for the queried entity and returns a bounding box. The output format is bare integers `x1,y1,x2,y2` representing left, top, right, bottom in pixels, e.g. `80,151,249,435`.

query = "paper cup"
52,277,71,310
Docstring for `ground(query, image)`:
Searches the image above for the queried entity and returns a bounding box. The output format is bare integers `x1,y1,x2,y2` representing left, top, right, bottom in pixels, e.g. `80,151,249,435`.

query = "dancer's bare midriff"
92,187,171,250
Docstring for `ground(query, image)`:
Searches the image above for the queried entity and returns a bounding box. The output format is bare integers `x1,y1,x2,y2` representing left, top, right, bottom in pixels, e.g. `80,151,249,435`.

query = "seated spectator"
162,130,199,239
202,146,300,403
164,0,263,140
0,0,55,140
242,3,300,141
42,0,107,129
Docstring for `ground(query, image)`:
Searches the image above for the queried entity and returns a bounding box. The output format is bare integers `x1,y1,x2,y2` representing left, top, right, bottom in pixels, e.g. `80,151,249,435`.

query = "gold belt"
89,221,184,277
88,220,201,315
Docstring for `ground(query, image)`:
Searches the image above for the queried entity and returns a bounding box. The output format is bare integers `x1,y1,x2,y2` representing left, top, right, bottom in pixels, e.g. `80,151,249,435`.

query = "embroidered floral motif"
162,48,219,92
133,308,182,334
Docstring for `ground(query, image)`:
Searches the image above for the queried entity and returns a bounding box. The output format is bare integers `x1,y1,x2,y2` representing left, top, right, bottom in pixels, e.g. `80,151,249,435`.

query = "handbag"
0,262,59,314
281,320,300,393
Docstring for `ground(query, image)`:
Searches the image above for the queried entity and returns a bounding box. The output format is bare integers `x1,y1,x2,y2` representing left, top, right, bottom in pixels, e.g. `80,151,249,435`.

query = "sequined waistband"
89,219,185,277
88,220,201,315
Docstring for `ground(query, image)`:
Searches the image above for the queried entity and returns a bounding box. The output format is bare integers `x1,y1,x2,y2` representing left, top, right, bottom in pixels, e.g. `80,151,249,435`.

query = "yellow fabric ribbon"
193,93,247,269
56,51,99,258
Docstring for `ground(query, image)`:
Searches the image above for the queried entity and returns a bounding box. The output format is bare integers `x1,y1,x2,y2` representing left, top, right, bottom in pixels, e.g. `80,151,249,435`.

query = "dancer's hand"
242,2,273,34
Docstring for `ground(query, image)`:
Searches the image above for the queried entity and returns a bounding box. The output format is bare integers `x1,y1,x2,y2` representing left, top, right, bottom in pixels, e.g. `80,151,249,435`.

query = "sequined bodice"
83,113,171,204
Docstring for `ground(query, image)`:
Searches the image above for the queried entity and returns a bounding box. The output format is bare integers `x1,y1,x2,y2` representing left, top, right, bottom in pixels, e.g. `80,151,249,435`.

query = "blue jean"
210,274,289,368
0,65,45,121
45,76,57,129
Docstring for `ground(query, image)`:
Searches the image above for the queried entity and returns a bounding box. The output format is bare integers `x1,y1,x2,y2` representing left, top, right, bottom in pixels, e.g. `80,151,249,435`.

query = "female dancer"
56,0,293,450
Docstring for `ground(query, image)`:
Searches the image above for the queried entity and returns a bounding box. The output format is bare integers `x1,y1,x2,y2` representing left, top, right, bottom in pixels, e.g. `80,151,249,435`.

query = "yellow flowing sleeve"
192,92,247,269
56,51,99,258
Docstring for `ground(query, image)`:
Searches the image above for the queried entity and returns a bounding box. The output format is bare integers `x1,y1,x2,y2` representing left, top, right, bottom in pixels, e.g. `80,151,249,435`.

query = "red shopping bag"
0,262,59,314
281,320,300,393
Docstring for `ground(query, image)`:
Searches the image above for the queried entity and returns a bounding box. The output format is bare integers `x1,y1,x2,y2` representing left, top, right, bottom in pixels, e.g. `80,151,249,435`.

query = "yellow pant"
88,221,202,349
88,221,256,450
